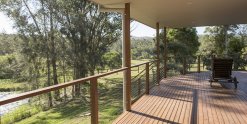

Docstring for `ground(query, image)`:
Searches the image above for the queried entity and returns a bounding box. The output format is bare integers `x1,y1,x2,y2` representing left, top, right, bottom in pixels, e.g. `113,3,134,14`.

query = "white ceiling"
91,0,247,29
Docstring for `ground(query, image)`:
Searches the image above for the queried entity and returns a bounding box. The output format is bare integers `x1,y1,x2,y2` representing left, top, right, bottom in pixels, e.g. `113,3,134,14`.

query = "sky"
131,21,206,37
0,12,205,37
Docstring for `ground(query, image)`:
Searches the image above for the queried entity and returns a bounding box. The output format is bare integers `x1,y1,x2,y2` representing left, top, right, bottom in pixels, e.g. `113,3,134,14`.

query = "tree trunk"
42,0,52,107
47,54,53,107
62,60,67,101
50,10,60,100
75,67,81,97
182,58,187,75
90,69,95,76
224,25,229,55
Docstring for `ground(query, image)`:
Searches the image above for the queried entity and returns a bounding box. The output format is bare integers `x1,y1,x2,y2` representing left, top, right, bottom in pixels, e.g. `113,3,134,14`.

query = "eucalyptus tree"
204,25,238,55
55,0,121,96
0,0,122,100
0,0,45,88
199,25,246,70
0,0,62,106
160,28,199,74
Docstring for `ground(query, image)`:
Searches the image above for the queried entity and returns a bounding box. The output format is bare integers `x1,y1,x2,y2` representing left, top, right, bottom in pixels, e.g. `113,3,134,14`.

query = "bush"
1,104,42,124
0,55,16,79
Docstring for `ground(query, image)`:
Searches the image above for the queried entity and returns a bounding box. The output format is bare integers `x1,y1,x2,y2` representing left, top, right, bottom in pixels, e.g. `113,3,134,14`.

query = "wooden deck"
113,71,247,124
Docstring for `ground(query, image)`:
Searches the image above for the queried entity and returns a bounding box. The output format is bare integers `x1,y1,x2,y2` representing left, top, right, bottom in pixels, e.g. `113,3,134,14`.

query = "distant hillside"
131,36,154,42
110,36,155,59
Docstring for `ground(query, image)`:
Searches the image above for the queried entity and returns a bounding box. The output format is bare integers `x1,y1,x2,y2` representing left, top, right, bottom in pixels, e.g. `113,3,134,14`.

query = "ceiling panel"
90,0,247,28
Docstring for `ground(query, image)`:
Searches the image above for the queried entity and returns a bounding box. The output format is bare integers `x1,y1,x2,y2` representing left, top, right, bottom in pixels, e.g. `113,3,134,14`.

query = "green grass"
0,79,27,91
15,101,91,124
188,64,208,72
7,76,124,124
131,59,150,65
2,104,42,124
2,75,125,124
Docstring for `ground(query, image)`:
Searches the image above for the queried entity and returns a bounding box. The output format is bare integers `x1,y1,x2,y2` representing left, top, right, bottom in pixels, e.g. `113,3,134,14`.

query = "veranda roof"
90,0,247,28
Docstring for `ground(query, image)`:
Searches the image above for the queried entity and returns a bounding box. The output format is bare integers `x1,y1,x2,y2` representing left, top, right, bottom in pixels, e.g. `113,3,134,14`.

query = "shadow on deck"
113,71,247,124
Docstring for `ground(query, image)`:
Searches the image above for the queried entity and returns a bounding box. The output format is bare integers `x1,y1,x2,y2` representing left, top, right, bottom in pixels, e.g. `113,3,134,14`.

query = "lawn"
0,79,27,92
188,63,208,72
3,75,124,124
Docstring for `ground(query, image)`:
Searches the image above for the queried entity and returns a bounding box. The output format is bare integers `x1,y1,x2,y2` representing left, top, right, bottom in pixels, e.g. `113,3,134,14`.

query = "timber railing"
0,60,162,124
165,55,205,77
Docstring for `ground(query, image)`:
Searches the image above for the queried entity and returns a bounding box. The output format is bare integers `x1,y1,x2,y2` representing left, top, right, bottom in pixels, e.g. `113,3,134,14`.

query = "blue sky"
0,12,205,37
131,21,205,37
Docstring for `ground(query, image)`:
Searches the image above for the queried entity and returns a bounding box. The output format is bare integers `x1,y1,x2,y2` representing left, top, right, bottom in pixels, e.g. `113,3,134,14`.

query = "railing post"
183,57,186,75
138,78,141,95
90,78,98,124
197,55,201,73
163,27,167,78
156,22,160,84
157,60,160,83
145,63,150,94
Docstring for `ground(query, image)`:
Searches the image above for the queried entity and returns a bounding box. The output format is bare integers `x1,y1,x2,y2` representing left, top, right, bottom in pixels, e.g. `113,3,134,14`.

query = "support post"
90,78,98,124
122,3,131,111
145,63,150,94
197,55,201,73
163,27,167,78
156,22,160,84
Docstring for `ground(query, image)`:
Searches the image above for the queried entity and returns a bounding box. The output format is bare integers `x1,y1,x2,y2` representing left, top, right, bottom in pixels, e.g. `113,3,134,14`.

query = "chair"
209,58,238,89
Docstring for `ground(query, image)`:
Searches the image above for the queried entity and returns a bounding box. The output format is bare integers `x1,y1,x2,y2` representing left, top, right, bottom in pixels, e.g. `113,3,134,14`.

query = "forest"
0,0,247,123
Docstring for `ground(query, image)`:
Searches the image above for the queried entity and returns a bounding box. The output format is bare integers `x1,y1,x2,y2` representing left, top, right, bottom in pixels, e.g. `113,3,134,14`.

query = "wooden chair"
209,58,239,89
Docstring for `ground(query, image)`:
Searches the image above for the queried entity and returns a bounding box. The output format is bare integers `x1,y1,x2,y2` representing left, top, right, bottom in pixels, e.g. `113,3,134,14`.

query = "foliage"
167,28,199,55
1,104,42,124
102,51,121,69
161,28,199,74
0,0,122,105
203,25,238,55
0,34,20,55
0,79,27,91
0,54,18,79
131,37,155,60
227,37,246,69
198,25,247,70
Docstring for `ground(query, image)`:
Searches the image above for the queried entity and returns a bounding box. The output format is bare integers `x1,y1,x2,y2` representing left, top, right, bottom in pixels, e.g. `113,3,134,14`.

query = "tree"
227,37,245,70
160,28,199,74
56,0,121,96
0,0,122,104
199,25,246,70
102,51,121,70
131,37,155,60
167,28,199,55
204,25,238,55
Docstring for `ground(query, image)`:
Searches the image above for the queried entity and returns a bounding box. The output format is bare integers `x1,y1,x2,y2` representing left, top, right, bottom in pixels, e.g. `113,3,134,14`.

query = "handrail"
0,60,157,105
131,68,146,82
131,72,146,85
130,60,157,68
0,67,128,106
130,60,157,82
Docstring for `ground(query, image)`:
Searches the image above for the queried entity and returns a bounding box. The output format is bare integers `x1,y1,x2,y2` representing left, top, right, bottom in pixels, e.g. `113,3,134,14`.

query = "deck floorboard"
113,71,247,124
